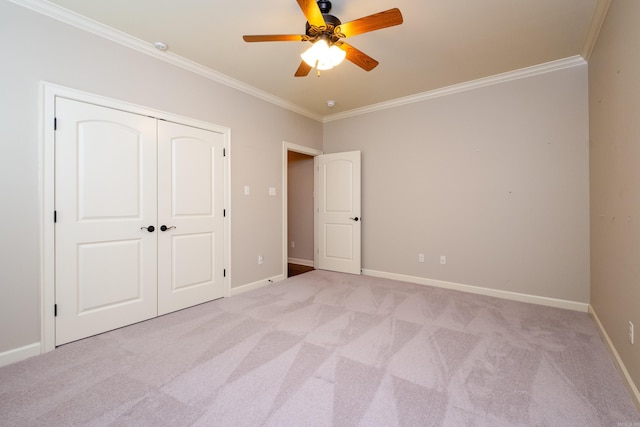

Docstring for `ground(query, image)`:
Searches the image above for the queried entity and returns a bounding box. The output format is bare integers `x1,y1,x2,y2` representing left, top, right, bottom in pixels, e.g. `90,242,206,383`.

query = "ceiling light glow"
301,39,345,70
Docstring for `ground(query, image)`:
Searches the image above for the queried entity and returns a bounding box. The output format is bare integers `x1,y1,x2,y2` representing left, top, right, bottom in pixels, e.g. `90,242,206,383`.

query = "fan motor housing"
306,13,341,30
305,14,341,42
304,0,341,41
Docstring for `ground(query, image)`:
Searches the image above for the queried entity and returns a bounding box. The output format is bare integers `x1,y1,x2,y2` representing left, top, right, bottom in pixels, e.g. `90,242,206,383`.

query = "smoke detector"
153,41,168,51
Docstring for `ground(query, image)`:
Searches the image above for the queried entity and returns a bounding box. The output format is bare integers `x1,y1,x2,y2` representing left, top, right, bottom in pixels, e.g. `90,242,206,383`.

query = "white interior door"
315,151,361,274
157,121,225,315
55,98,158,345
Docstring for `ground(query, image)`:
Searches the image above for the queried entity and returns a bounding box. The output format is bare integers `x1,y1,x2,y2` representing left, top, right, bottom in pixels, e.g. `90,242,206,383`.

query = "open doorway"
287,151,315,277
282,142,322,278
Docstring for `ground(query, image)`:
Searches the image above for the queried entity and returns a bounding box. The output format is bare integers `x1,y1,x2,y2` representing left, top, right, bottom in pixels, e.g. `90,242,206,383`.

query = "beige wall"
287,152,315,263
324,65,590,303
0,2,322,354
589,0,640,394
0,0,603,368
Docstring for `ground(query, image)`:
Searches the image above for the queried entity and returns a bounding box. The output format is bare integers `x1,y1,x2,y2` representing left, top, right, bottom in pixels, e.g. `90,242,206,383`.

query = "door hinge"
223,148,226,157
54,304,57,317
53,210,57,223
223,269,226,278
54,117,57,131
223,209,226,217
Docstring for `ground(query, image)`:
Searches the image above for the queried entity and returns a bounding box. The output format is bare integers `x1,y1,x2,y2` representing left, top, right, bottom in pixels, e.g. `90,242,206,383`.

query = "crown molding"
8,0,323,122
12,0,591,124
581,0,613,61
323,55,587,123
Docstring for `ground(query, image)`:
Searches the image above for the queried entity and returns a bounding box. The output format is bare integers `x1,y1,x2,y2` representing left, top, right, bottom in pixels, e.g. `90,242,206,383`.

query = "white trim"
323,56,587,123
589,306,640,410
9,0,322,122
229,274,285,297
43,82,232,133
288,258,314,267
224,133,232,298
362,269,589,312
41,82,232,353
282,142,322,280
41,82,56,353
0,342,41,368
581,0,613,61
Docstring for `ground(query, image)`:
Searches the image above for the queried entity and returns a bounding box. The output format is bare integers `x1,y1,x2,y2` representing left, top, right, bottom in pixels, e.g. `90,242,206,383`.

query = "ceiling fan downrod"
317,1,332,14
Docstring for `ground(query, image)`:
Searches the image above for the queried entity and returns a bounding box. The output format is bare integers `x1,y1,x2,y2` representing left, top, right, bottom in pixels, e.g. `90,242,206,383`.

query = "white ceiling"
42,0,603,119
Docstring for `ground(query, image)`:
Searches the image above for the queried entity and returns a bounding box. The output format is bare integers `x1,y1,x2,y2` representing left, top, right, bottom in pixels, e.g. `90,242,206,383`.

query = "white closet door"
157,121,226,315
55,98,158,345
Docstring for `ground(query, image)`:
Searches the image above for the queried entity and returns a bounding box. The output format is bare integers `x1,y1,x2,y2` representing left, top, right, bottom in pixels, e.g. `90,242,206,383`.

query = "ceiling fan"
242,0,403,77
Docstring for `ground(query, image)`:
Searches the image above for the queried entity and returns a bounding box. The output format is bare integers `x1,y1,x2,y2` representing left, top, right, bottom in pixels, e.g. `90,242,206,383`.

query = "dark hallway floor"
287,263,314,277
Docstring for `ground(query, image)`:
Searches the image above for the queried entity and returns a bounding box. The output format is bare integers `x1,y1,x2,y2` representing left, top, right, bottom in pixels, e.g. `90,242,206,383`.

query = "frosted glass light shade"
301,40,346,70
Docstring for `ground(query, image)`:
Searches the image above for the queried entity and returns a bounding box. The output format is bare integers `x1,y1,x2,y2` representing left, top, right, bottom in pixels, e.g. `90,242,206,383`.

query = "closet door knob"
160,225,176,232
140,225,155,232
349,217,360,222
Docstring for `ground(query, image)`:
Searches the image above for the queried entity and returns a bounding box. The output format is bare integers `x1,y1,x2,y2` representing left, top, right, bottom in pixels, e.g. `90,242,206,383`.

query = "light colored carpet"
1,270,638,426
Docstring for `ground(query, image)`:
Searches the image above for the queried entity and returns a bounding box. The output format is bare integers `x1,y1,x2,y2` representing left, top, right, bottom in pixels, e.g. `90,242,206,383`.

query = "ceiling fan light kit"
242,0,403,77
300,37,346,70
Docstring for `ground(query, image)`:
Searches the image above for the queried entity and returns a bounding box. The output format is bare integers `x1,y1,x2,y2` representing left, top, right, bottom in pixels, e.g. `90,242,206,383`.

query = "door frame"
40,82,231,353
281,142,322,278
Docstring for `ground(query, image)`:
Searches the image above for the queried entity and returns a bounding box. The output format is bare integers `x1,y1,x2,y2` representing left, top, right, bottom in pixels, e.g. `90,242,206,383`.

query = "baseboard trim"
230,274,285,297
362,269,589,312
287,258,314,267
589,305,640,410
0,342,41,368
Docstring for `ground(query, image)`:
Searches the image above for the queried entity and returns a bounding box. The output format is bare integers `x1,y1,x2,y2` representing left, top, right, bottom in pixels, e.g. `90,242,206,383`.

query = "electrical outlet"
440,255,447,265
291,241,295,248
418,253,425,263
630,321,635,345
258,255,264,265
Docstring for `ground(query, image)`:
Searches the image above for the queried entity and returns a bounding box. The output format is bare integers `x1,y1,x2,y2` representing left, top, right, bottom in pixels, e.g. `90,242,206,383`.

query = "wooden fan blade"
295,61,313,77
338,43,379,71
243,35,305,42
335,8,403,38
297,0,326,27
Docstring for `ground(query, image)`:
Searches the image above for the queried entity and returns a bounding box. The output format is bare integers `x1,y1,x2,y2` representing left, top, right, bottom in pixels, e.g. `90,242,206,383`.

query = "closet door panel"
157,121,225,315
55,98,158,345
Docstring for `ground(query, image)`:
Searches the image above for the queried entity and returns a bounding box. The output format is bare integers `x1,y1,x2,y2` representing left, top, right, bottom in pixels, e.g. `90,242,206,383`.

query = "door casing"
282,142,322,278
40,82,231,353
